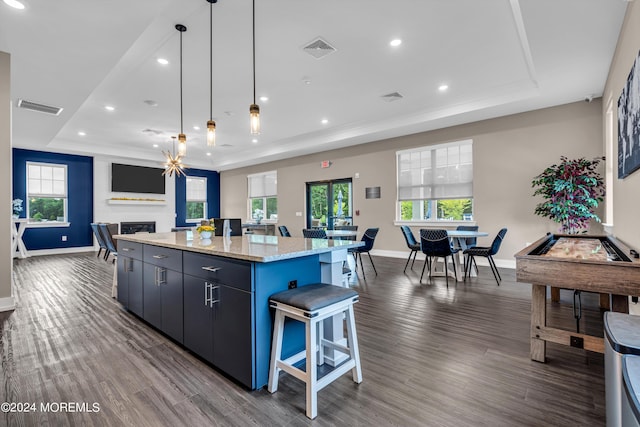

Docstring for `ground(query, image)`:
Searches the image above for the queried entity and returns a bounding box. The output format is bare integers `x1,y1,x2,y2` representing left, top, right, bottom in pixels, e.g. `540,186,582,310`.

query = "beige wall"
603,2,640,250
221,100,604,266
1,51,14,310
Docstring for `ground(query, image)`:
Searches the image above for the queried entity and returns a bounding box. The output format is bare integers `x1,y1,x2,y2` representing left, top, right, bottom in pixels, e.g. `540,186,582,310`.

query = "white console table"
11,218,29,259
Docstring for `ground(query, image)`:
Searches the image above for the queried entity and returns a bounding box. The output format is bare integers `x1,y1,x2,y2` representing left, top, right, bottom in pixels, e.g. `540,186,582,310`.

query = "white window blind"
248,171,277,198
27,163,67,197
397,140,473,201
186,177,207,201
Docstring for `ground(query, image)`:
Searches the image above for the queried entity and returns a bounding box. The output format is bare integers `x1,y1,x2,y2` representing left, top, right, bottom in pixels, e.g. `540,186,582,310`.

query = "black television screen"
111,163,166,194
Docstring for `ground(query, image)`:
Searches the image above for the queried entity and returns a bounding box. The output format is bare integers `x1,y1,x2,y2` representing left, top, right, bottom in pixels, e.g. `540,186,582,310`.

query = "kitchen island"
113,231,362,389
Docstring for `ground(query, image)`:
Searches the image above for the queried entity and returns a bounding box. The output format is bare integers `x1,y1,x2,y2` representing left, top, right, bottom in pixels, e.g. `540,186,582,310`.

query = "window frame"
248,171,278,223
26,161,69,226
395,140,474,225
185,176,208,223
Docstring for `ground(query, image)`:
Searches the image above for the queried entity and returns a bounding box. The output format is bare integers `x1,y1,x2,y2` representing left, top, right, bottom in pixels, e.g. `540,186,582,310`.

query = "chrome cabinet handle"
153,254,168,259
122,247,134,252
126,258,133,272
204,282,211,306
155,266,166,286
209,285,220,307
201,266,221,273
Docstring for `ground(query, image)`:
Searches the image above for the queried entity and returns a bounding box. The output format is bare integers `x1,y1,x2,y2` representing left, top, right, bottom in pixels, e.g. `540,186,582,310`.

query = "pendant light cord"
180,27,184,134
210,1,213,120
252,0,256,104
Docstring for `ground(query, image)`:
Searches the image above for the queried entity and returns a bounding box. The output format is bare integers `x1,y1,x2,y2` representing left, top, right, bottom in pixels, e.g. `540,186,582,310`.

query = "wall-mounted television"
111,163,166,194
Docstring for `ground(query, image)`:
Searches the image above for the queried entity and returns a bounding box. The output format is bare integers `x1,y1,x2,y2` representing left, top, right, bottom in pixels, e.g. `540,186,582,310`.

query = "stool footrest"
316,360,357,391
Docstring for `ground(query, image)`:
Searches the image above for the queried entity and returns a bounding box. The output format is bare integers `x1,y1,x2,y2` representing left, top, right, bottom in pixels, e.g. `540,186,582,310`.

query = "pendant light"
176,24,187,156
249,0,260,134
163,136,187,177
206,0,217,147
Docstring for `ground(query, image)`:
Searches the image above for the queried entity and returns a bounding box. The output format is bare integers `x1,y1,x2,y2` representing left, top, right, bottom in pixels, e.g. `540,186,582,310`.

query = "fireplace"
120,221,156,234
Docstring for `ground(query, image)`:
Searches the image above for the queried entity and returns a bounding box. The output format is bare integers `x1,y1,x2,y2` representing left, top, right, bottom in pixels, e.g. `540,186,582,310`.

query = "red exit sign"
321,160,332,168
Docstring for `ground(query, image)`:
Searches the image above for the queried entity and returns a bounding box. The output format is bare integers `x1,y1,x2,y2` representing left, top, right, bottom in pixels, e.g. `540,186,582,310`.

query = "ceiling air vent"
381,92,403,102
303,37,337,59
17,99,63,116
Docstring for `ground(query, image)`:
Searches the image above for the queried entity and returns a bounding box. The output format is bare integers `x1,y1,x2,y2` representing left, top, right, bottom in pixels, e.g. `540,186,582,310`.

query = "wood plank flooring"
1,252,608,426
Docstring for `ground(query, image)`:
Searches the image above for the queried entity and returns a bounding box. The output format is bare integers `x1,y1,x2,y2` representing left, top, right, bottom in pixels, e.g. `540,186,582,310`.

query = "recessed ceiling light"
252,139,258,143
321,119,329,125
390,39,402,47
77,131,86,136
206,152,212,156
143,100,158,107
153,144,159,148
3,0,25,9
259,96,269,102
105,105,115,111
438,84,449,92
193,126,200,130
157,58,169,65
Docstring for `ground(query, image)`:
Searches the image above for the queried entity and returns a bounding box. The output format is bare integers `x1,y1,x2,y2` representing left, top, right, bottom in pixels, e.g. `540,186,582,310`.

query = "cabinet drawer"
118,241,143,261
183,252,252,292
143,245,182,271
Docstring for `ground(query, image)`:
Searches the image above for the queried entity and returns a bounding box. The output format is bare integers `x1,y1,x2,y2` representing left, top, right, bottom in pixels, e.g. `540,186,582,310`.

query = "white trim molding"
26,246,95,257
370,249,516,270
0,296,16,312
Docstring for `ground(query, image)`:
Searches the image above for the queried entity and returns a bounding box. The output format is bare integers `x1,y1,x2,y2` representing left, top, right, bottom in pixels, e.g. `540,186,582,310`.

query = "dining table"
325,229,359,240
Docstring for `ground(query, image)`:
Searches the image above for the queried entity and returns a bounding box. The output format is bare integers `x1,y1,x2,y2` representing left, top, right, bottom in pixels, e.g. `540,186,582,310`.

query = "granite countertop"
114,232,364,263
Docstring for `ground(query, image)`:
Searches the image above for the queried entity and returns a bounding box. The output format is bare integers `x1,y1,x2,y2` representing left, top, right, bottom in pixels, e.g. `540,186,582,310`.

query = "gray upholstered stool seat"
268,283,362,419
269,283,358,314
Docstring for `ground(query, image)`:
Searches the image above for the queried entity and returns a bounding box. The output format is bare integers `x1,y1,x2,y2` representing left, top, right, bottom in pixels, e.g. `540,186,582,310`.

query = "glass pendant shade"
250,104,260,135
178,133,187,156
206,120,216,147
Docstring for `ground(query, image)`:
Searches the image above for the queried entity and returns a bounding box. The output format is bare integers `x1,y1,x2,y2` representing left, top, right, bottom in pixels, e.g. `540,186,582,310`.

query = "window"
27,162,67,223
186,176,207,222
248,171,277,221
397,140,473,222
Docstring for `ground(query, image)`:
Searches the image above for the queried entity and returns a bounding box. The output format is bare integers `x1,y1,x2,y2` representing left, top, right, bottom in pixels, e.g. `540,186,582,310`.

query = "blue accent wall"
13,148,94,250
175,168,220,227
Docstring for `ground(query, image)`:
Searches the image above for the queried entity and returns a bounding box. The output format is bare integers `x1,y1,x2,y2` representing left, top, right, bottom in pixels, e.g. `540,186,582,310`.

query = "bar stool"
267,283,363,419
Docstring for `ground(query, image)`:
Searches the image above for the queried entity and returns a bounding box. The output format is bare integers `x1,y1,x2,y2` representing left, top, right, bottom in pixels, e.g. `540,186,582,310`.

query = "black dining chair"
91,222,108,258
302,229,327,239
456,225,479,274
463,228,508,285
419,229,459,287
99,223,119,263
349,228,379,279
278,225,291,237
400,226,420,272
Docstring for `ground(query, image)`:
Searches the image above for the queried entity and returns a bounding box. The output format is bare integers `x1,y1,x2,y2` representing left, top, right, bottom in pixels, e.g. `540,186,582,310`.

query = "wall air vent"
381,92,404,102
17,99,63,116
303,37,337,59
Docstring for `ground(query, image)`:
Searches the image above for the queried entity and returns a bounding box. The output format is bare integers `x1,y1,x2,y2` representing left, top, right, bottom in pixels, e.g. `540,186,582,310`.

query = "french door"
306,179,353,230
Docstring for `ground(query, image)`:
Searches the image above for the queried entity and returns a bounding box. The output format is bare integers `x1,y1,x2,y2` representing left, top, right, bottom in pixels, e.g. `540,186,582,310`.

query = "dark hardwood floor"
1,252,606,426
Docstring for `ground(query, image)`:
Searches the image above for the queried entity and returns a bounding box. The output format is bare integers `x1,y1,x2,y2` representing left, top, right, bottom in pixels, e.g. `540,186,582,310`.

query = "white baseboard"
26,246,95,257
0,296,16,312
369,249,516,270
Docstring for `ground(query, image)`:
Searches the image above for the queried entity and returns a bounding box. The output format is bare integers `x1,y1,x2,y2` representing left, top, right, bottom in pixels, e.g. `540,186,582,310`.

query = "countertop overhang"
114,232,364,263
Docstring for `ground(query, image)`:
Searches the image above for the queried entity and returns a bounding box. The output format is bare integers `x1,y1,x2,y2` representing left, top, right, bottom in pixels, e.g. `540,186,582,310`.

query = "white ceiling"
0,0,629,171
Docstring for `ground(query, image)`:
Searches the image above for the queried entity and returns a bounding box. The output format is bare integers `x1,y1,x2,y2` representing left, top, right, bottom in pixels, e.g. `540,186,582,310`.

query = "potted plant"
531,156,605,234
196,224,215,239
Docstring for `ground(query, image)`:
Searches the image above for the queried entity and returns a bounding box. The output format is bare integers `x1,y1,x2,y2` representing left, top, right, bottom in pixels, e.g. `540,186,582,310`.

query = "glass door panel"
306,179,352,230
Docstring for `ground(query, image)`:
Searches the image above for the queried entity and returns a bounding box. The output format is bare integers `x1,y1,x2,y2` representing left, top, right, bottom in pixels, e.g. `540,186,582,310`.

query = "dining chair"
302,229,327,239
278,225,291,237
98,223,119,263
419,229,459,287
400,226,420,272
90,222,108,258
463,228,508,285
349,228,379,279
456,225,479,275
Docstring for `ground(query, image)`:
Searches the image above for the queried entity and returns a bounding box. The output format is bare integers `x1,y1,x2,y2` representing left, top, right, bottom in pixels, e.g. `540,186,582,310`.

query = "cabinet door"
143,263,162,330
128,259,144,317
162,269,183,344
116,256,129,307
213,285,253,388
183,275,214,363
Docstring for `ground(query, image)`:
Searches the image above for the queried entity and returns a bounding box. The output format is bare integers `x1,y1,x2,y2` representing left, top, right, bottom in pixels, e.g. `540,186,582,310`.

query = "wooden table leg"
531,284,547,362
